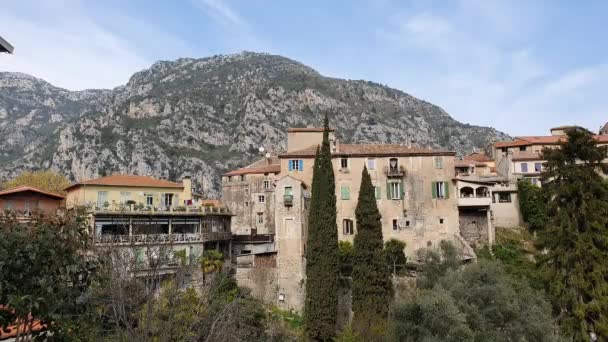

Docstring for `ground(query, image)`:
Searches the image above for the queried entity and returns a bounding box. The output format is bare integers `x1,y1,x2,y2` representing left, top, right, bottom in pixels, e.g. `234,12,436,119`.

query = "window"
389,158,399,171
521,163,528,173
288,159,304,171
120,191,131,204
498,192,512,203
374,186,381,200
434,156,443,169
163,193,174,207
432,182,449,199
519,146,527,151
144,193,154,206
240,175,245,181
392,219,398,230
245,201,249,207
534,163,542,172
284,186,293,196
257,212,264,224
343,219,354,235
263,180,270,189
97,191,108,208
340,158,349,170
501,147,507,153
405,220,410,227
388,181,402,200
439,218,444,224
340,185,350,200
258,195,265,203
367,158,376,170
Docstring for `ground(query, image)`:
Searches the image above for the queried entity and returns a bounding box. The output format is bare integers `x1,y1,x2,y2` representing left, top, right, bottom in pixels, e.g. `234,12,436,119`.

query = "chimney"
182,176,192,200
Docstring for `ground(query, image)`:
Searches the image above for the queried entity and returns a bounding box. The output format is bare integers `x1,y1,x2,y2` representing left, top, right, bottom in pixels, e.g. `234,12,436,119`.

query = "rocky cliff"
0,52,509,197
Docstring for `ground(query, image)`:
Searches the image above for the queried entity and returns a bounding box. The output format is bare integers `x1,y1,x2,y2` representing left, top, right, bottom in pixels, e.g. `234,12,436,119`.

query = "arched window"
460,187,474,198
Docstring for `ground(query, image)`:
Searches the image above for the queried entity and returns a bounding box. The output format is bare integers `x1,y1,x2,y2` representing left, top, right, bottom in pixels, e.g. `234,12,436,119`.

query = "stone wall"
235,259,278,304
459,208,490,249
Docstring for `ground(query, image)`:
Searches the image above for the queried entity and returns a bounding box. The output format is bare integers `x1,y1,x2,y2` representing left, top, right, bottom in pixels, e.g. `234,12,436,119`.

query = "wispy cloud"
191,0,247,28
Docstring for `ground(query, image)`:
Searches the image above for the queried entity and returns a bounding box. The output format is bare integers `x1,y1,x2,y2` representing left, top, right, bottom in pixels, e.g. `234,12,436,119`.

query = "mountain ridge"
0,52,510,197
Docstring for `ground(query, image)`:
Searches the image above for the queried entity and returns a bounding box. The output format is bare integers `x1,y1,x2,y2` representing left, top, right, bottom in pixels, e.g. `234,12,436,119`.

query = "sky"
1,0,606,136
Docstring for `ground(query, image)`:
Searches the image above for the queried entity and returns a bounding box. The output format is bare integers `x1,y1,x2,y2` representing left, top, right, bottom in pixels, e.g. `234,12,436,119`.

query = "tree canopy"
2,170,71,194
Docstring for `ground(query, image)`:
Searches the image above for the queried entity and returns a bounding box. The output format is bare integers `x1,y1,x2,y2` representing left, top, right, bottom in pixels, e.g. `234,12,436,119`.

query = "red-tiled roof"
224,164,281,176
0,185,64,199
65,175,183,191
280,144,455,158
463,152,493,163
287,127,335,132
0,306,45,340
495,135,608,148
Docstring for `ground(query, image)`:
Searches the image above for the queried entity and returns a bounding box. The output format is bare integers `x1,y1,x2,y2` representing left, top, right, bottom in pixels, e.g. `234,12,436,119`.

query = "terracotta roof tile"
280,144,455,158
511,151,544,161
495,135,608,148
224,164,281,176
0,185,65,199
455,160,487,167
463,152,493,162
65,175,183,191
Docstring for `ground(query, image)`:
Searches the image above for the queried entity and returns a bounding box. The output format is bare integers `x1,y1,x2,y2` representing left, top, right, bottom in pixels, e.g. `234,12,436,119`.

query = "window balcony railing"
383,165,406,177
95,232,232,245
91,204,230,214
283,194,293,206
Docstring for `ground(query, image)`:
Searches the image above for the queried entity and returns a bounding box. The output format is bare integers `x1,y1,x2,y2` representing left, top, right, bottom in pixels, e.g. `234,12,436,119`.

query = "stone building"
225,127,472,312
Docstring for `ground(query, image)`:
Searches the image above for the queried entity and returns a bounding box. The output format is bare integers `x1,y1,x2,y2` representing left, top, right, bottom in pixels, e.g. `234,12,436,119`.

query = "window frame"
263,180,270,189
258,195,266,204
340,158,349,170
257,212,264,224
367,158,376,170
392,219,398,230
434,156,443,169
521,163,529,173
144,193,154,206
340,185,350,200
343,219,354,235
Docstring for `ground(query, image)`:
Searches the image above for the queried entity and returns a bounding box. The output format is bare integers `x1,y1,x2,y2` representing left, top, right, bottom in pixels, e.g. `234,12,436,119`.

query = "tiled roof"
280,144,455,158
287,127,335,132
495,135,608,148
224,164,281,176
65,175,183,191
454,160,487,167
0,185,64,199
463,152,493,162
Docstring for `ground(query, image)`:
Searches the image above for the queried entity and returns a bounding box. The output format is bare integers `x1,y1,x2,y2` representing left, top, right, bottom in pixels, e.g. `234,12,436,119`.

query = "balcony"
283,194,293,206
458,196,492,207
95,232,232,245
383,165,406,177
91,204,231,216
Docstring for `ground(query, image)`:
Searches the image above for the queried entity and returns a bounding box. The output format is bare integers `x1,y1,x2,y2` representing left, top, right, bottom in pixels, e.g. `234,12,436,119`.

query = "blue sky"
1,0,606,136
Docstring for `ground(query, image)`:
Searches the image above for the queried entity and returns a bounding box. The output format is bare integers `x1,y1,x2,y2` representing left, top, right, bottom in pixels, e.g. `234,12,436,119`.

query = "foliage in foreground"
538,128,608,339
392,261,559,342
517,179,547,232
384,239,407,276
304,115,339,342
351,166,392,340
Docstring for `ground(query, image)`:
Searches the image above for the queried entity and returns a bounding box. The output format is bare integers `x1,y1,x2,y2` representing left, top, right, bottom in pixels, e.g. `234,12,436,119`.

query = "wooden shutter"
375,186,381,200
431,182,437,199
399,180,405,199
386,181,391,199
444,182,449,199
299,160,304,171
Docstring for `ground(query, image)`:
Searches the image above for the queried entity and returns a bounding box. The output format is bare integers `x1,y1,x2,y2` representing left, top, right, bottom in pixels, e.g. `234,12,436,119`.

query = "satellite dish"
258,146,265,153
265,152,271,158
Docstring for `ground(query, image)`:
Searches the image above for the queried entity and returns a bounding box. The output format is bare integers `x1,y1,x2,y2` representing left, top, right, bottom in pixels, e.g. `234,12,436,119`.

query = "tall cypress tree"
352,166,393,340
304,115,339,341
538,128,608,340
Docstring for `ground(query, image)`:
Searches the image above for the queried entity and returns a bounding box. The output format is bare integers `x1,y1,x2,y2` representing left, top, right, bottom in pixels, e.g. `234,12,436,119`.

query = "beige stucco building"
225,127,474,312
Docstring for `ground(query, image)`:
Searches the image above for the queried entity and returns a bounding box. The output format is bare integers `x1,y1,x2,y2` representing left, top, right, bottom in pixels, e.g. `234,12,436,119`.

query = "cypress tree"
352,166,393,340
304,115,339,341
538,128,608,340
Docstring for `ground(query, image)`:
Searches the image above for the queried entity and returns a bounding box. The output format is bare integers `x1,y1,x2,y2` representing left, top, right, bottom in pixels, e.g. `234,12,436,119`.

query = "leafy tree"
201,250,225,286
338,241,353,278
384,239,406,275
416,240,461,289
304,115,339,341
392,261,558,342
517,179,547,231
1,170,71,194
0,210,97,341
351,166,393,340
537,128,608,339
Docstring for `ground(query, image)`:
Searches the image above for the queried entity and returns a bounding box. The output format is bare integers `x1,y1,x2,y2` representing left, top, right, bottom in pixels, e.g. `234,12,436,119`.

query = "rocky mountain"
0,52,510,197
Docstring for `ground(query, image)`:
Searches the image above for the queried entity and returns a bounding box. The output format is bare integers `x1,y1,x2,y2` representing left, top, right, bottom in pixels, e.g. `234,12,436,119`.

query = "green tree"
304,115,339,341
537,128,608,340
0,210,97,341
392,261,558,342
200,249,224,286
517,179,547,231
416,240,461,289
384,239,407,275
351,166,393,340
338,241,353,278
1,170,71,194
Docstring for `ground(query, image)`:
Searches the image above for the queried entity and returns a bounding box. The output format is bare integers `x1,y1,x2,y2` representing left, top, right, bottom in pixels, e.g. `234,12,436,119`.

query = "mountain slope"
0,52,509,197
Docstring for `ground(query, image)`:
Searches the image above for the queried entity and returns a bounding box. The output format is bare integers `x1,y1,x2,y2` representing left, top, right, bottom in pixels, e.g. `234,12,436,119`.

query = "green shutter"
375,186,381,200
431,182,437,199
444,182,449,199
386,181,391,199
399,180,404,199
341,185,350,200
